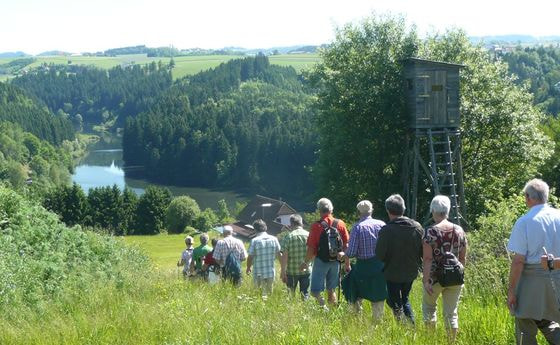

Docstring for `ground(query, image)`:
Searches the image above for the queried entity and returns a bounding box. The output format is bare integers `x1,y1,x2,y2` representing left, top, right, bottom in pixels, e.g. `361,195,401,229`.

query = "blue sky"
1,0,559,55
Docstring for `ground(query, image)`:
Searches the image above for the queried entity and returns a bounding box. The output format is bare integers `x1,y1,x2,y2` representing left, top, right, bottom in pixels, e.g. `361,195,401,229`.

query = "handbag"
436,226,464,287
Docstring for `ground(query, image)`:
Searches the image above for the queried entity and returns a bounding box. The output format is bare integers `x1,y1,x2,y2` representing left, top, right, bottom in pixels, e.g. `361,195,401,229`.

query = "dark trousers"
287,274,310,299
516,318,560,345
386,280,415,323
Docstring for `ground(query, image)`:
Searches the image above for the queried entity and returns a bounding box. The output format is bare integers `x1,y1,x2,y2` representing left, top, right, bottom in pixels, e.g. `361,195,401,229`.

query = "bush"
166,196,201,234
0,186,149,315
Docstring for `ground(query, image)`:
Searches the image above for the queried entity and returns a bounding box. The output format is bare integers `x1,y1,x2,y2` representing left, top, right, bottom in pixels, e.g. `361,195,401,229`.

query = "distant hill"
0,51,29,58
37,50,72,56
469,35,560,45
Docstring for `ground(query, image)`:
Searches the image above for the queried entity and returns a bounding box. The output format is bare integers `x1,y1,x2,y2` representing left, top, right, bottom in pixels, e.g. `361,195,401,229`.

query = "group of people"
176,178,560,345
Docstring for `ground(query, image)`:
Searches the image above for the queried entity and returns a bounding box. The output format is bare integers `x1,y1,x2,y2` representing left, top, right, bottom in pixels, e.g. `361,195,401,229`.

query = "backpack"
317,219,342,262
223,251,241,285
436,227,464,287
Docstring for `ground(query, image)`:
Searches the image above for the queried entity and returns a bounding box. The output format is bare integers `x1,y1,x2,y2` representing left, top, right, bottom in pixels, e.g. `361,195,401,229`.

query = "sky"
1,0,559,55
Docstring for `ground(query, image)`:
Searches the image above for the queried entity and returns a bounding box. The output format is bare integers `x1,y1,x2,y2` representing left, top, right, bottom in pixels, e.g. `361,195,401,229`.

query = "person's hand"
507,289,517,314
344,262,351,273
423,280,433,296
246,266,252,275
299,262,309,272
337,252,346,261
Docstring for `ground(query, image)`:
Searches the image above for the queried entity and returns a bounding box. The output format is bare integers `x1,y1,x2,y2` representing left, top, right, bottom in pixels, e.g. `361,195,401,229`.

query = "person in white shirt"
177,236,194,278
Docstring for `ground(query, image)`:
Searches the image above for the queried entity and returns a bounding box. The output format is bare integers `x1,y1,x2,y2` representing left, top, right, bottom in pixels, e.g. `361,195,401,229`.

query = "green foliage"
502,45,560,117
541,116,560,197
216,198,232,223
165,195,201,233
309,14,418,215
0,186,149,315
43,183,89,226
135,186,172,235
0,82,74,145
123,56,317,199
194,207,218,232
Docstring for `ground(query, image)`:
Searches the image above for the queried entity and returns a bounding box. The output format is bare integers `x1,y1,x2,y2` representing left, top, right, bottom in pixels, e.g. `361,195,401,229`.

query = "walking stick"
338,260,342,306
543,247,560,310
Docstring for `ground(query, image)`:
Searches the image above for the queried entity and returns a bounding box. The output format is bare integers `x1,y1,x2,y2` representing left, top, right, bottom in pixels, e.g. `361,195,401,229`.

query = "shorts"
310,257,340,293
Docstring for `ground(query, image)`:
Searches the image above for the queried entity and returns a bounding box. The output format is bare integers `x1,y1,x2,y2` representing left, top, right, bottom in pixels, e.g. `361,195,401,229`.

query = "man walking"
191,233,212,276
300,198,349,307
507,179,560,345
213,226,247,286
246,219,281,297
280,214,310,299
376,194,424,324
339,200,387,320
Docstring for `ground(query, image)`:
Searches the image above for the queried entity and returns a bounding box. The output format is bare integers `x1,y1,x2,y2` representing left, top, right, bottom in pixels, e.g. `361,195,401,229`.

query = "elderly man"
507,179,560,345
376,194,424,324
213,226,247,286
177,235,194,278
300,198,349,307
280,214,310,299
246,219,281,296
191,233,212,276
340,200,387,320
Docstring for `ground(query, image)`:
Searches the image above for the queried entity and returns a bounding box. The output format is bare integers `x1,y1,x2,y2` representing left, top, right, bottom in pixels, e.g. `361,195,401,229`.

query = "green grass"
0,53,320,81
0,234,518,344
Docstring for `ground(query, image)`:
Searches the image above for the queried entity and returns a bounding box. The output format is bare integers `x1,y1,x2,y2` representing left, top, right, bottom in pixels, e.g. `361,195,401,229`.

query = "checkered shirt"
248,232,281,279
280,227,309,276
213,235,247,267
346,216,385,259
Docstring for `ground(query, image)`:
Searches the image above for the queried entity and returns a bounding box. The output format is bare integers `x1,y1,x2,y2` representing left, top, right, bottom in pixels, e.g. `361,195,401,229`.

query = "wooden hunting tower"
402,58,467,227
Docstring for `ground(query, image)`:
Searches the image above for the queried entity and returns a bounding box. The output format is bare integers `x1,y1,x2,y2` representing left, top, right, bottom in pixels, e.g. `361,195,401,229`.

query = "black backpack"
317,219,342,262
436,227,464,287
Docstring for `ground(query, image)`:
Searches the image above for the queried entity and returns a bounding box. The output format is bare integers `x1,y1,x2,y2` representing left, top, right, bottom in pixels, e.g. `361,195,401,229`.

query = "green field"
0,53,320,81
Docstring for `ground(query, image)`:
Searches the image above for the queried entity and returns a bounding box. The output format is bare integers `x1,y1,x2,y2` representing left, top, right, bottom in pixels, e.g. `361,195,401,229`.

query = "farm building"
224,195,298,238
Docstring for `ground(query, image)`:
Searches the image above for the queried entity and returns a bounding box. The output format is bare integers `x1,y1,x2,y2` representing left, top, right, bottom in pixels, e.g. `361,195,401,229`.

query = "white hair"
356,200,373,216
430,195,451,218
523,179,549,203
317,198,334,214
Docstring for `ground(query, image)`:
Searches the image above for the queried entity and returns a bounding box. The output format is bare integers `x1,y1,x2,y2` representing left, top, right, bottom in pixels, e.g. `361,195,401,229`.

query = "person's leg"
536,319,560,345
286,275,297,294
262,278,273,297
422,282,442,327
299,274,310,300
325,261,339,305
310,259,327,306
371,301,384,321
401,280,415,324
386,281,403,320
441,284,463,342
515,318,539,345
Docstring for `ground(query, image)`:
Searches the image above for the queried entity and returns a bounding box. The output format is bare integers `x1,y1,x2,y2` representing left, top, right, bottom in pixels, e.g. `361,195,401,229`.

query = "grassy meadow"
1,233,520,345
0,53,320,81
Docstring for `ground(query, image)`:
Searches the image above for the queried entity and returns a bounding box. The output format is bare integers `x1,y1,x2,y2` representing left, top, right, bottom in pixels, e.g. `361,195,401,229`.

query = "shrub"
166,196,201,234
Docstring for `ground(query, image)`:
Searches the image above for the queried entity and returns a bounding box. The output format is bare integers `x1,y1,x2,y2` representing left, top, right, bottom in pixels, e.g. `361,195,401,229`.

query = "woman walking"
422,195,467,342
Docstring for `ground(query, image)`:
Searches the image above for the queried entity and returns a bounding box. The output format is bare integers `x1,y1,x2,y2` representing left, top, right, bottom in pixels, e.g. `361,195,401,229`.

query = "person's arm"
508,254,526,313
459,238,467,267
177,251,185,267
246,255,253,275
422,242,433,295
280,250,288,282
375,228,387,262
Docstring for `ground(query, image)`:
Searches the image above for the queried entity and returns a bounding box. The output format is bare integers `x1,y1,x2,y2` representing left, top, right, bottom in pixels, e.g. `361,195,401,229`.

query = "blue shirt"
346,216,386,259
508,204,560,264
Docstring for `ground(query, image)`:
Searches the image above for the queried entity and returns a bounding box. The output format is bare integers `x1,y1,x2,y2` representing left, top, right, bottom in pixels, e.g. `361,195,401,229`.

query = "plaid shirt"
281,227,309,276
346,216,385,259
248,232,281,279
213,235,247,267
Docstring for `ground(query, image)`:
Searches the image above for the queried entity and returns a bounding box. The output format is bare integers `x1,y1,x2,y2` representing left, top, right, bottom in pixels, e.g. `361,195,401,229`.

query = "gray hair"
200,233,209,245
253,219,267,233
356,200,373,216
430,195,451,218
524,179,549,203
290,214,303,227
222,226,233,236
184,235,193,245
317,198,334,214
385,194,406,216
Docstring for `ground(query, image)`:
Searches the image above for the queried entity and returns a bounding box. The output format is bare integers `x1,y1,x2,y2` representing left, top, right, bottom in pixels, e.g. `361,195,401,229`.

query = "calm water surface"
72,137,246,210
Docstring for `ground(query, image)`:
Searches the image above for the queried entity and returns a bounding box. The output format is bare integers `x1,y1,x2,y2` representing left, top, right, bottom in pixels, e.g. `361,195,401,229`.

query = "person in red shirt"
300,198,349,307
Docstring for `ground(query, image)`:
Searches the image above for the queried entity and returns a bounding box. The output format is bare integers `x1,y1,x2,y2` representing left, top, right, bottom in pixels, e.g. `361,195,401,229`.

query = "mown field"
0,53,320,81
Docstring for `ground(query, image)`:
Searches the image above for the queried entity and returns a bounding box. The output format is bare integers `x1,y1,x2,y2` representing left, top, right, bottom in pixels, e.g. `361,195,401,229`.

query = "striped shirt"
248,232,281,279
346,216,385,259
281,227,309,276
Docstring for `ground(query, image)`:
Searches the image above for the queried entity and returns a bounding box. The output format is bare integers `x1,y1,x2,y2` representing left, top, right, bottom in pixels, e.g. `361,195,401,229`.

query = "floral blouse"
423,224,467,284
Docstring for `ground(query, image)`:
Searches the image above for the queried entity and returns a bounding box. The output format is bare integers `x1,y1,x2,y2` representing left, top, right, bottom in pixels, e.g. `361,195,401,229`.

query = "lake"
72,136,246,210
